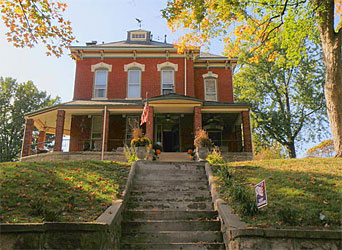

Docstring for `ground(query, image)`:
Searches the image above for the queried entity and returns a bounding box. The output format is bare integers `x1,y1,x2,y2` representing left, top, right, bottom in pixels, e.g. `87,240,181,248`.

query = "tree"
0,0,75,57
234,37,327,158
0,77,60,162
306,140,335,157
162,0,342,157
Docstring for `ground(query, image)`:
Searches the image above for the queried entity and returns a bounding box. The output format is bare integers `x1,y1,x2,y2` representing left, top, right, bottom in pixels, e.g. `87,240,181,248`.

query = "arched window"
157,62,178,95
203,72,218,101
127,68,141,98
91,62,112,99
94,69,108,98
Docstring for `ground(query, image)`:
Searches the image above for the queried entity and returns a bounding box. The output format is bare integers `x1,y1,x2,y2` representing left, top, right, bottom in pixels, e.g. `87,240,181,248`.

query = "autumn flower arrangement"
194,129,212,149
194,129,212,161
130,128,152,147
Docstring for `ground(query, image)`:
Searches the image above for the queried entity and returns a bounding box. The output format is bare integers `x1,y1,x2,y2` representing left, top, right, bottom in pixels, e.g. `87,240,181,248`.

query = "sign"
255,180,267,209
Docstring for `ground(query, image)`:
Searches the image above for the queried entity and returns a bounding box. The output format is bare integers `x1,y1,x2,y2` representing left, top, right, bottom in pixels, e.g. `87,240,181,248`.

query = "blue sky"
0,0,330,156
0,0,223,102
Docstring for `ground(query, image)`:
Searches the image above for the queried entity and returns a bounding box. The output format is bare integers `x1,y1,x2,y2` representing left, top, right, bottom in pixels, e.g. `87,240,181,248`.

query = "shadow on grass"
0,161,130,223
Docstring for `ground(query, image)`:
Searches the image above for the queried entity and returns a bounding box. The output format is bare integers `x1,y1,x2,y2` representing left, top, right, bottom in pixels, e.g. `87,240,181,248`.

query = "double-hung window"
127,69,141,98
204,78,217,101
94,69,108,98
161,69,175,95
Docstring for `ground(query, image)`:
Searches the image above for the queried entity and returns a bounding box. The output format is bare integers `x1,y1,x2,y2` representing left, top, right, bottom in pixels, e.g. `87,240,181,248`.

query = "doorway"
155,114,180,152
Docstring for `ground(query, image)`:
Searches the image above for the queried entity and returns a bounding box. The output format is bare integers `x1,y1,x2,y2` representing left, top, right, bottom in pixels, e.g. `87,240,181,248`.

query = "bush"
124,145,137,163
207,146,226,165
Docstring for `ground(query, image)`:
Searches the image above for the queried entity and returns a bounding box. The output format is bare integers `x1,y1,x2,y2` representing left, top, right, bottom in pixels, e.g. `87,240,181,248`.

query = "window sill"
125,97,142,100
91,97,108,100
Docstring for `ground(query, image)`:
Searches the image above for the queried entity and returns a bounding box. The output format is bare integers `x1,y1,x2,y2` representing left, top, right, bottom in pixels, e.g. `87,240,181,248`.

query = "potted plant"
130,128,152,160
194,129,212,161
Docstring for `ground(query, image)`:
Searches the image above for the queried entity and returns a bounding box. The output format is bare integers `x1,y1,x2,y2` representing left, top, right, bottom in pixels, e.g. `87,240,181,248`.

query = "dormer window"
132,33,146,39
130,31,147,41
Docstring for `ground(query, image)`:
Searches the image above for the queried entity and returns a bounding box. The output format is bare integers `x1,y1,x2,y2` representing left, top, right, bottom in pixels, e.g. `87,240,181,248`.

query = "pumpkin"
187,149,193,154
156,149,161,154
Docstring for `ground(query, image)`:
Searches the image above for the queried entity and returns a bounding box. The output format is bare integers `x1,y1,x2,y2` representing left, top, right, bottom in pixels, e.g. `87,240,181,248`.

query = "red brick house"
21,29,253,161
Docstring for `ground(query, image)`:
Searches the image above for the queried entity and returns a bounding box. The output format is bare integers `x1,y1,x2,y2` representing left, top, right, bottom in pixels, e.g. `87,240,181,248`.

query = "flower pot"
196,147,209,161
135,146,148,160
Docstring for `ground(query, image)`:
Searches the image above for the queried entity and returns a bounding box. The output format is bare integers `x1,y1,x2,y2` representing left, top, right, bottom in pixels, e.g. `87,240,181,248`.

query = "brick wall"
194,68,234,102
74,58,188,100
73,58,234,101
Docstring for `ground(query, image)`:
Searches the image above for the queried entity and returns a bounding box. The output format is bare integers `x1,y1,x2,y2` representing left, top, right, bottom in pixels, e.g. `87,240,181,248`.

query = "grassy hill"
0,161,130,223
213,158,342,229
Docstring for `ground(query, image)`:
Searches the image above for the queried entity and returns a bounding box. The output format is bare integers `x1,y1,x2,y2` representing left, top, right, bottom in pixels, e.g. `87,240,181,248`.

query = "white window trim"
157,62,178,71
202,71,218,79
92,69,108,100
127,69,142,99
124,62,145,72
161,69,175,95
130,32,147,41
91,62,112,72
203,71,218,102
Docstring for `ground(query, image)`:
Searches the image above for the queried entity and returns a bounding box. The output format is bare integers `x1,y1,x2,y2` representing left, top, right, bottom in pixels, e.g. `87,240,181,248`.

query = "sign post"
255,180,267,209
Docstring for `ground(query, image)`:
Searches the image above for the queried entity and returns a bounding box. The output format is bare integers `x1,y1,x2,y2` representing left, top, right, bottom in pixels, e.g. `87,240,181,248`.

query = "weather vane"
135,18,142,29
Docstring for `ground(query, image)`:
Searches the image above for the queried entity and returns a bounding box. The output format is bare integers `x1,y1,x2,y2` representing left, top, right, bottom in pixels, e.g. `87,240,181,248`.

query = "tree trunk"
315,0,342,157
286,142,296,158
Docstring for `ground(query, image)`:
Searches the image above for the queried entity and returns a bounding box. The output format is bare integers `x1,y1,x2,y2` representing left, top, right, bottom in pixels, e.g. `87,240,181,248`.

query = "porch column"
54,110,65,152
21,118,34,157
242,111,253,152
146,106,154,140
101,109,110,152
37,131,46,150
194,106,202,133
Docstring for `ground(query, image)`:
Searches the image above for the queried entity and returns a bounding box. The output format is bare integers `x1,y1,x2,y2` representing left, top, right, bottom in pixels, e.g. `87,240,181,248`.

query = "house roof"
90,40,175,48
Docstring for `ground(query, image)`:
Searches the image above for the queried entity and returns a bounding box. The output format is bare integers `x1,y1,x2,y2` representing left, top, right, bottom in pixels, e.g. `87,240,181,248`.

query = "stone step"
135,174,207,181
136,162,205,171
135,169,206,176
126,201,213,210
121,231,222,243
133,180,208,187
130,190,211,196
121,242,225,249
122,221,221,233
132,184,209,192
130,195,211,203
130,190,211,199
124,210,218,221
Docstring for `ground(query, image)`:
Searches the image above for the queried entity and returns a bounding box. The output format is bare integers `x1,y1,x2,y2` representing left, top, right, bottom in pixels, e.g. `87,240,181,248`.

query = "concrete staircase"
121,161,225,249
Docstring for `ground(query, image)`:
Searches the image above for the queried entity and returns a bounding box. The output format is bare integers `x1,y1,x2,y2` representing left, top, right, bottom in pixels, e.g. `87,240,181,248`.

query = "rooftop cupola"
126,30,151,43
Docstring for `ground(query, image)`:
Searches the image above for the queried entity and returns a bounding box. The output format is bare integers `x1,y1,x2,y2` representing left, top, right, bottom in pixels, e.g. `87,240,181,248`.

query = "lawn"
212,158,342,229
0,161,130,223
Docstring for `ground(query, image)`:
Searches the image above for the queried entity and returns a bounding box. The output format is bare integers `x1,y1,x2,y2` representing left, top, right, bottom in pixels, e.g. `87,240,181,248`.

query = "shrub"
124,145,137,163
207,146,226,165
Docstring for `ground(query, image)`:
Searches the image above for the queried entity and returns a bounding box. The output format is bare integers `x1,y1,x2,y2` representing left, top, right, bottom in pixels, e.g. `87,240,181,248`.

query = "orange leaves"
0,0,75,57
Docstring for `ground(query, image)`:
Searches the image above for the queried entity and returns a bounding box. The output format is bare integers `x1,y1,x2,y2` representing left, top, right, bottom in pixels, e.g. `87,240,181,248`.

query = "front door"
155,114,180,152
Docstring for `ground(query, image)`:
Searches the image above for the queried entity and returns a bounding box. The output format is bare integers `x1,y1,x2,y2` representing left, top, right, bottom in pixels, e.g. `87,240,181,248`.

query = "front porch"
21,95,253,162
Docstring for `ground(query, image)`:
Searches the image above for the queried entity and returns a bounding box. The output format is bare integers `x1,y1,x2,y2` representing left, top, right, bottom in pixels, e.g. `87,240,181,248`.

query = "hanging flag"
140,99,149,126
